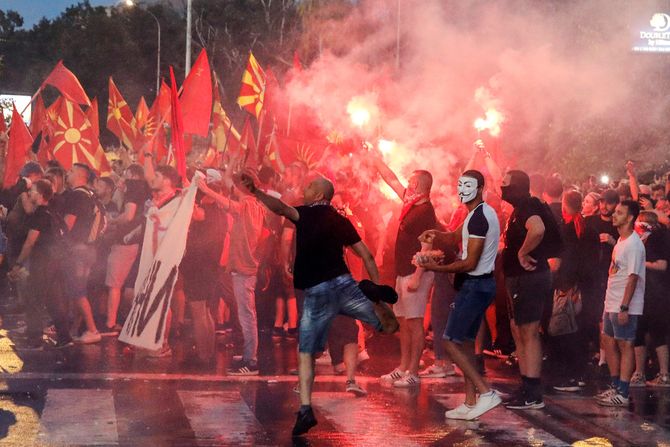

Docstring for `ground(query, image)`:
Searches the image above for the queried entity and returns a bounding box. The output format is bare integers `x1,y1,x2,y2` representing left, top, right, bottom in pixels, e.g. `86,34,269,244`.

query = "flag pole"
255,108,265,150
20,84,45,117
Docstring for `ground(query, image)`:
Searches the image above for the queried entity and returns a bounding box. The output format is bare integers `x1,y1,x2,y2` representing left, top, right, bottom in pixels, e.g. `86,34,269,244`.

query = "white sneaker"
595,386,617,401
445,403,474,420
381,368,406,382
74,331,101,344
464,390,502,420
629,372,646,387
357,349,370,363
393,373,420,388
315,350,332,365
419,364,456,378
597,393,629,407
346,380,368,397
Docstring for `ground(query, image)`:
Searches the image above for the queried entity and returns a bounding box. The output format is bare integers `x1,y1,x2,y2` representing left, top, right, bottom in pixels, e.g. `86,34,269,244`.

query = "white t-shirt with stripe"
461,202,500,276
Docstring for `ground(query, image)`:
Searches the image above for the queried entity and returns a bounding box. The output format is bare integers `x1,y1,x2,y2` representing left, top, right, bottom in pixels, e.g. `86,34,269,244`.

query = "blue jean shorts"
299,274,382,355
602,312,639,341
444,276,496,344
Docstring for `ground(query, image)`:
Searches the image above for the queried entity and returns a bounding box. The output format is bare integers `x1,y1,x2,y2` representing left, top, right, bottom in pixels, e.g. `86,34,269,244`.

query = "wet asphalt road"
1,306,670,446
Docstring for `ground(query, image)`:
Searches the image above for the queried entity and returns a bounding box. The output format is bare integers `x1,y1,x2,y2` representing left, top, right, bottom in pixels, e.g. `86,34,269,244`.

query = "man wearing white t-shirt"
419,170,502,420
597,200,645,407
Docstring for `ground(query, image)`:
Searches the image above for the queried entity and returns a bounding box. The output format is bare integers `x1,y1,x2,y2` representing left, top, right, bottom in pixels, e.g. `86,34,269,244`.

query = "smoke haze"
285,0,670,188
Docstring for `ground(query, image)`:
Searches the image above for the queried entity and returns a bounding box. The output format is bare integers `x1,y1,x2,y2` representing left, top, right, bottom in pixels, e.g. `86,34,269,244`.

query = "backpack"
73,187,107,244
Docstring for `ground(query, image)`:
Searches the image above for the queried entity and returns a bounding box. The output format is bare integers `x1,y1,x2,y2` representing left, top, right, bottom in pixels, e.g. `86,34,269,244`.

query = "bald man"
241,173,398,437
370,151,438,388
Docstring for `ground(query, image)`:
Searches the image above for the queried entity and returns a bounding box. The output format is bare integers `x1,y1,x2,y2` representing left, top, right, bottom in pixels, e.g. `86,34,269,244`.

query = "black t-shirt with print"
502,196,550,277
394,202,437,277
62,187,96,244
289,204,361,290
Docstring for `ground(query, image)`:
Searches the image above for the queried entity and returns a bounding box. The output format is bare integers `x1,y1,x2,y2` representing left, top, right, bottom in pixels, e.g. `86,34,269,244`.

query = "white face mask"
457,176,479,203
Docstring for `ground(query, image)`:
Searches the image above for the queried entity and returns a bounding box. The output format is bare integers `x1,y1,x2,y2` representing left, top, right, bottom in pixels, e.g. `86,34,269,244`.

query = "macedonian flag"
107,77,139,150
51,99,98,169
237,52,266,119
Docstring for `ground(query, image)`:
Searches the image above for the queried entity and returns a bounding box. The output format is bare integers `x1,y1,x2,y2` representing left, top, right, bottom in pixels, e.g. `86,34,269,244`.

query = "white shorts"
393,272,434,319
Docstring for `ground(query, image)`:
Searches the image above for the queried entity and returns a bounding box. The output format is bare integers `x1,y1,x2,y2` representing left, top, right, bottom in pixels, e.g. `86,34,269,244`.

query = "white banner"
119,173,202,350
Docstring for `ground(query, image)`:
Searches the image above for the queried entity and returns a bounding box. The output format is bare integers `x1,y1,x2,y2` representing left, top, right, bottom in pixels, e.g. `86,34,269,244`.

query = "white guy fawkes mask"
457,176,479,204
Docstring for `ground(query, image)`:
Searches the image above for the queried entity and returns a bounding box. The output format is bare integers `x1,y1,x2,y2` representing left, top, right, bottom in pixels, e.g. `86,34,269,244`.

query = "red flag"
87,97,100,140
275,134,328,170
144,81,171,138
169,67,186,179
43,61,91,106
50,99,97,170
180,49,212,137
107,77,135,146
30,95,47,137
240,118,258,168
4,105,33,188
237,52,266,119
0,107,6,134
134,96,150,131
212,71,240,153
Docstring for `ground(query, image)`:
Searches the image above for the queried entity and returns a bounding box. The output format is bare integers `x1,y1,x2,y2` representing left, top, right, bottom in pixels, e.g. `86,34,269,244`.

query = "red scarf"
564,212,585,239
400,193,429,222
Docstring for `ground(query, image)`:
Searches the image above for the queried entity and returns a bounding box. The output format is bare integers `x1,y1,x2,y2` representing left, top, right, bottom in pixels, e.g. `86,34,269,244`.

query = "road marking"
178,391,264,446
38,389,118,445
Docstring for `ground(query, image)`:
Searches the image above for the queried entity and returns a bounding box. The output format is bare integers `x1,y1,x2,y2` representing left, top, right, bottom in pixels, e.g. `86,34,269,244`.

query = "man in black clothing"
63,163,104,344
585,189,620,364
240,172,398,437
543,176,564,226
501,170,553,410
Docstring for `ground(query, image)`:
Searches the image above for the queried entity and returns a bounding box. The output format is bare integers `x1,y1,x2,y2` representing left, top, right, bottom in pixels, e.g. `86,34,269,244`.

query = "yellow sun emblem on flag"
52,100,96,167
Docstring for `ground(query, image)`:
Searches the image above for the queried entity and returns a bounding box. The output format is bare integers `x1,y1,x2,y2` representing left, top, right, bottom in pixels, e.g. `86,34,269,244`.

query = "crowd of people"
1,135,669,434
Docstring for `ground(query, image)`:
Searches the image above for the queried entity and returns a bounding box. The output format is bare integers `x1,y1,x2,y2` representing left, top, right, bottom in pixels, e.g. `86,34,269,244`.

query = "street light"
124,0,161,97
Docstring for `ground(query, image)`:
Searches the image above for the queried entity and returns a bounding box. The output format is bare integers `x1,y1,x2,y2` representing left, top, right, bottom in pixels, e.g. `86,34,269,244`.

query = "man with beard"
596,200,645,407
500,170,554,409
370,152,437,388
585,189,620,366
418,170,502,420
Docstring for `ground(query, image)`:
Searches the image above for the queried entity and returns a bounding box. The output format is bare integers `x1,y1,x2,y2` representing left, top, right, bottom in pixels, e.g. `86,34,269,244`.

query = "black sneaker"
504,395,545,410
553,378,583,393
292,407,317,436
272,327,285,338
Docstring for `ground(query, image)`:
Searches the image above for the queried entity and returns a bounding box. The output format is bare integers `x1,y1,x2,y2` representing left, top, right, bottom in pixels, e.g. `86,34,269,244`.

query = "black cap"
601,189,619,204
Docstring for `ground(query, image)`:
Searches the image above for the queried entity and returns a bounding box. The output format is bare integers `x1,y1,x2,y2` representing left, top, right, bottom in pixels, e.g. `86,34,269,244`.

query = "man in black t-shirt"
584,189,619,365
500,170,553,410
370,151,437,388
103,164,150,335
240,172,398,437
63,163,103,344
10,180,71,349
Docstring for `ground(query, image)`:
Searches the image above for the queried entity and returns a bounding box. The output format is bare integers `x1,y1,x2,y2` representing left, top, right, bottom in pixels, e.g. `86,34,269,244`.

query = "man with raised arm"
240,172,398,437
369,151,437,387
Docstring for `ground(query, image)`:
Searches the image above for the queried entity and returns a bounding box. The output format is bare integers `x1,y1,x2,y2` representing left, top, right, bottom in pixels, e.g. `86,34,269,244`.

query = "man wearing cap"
239,171,398,437
585,189,620,368
418,170,502,420
197,167,267,376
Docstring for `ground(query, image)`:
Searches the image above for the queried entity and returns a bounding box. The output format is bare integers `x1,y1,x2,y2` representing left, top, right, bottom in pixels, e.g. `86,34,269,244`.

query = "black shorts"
505,270,552,326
